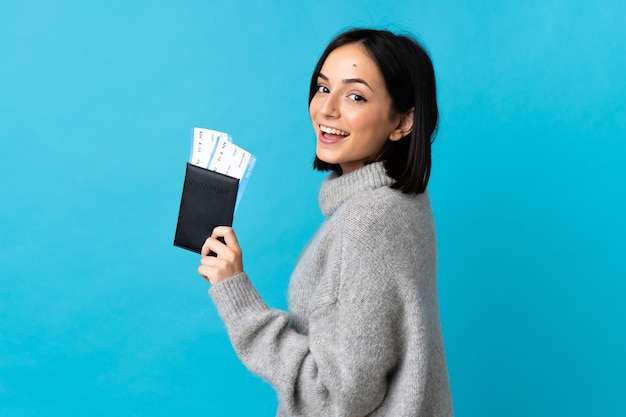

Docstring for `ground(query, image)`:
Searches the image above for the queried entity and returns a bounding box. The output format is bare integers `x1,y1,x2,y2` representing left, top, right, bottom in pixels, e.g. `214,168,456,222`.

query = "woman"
198,28,453,417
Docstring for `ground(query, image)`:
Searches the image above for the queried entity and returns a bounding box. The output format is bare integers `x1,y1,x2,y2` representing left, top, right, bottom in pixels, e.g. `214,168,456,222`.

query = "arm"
209,275,405,416
202,221,417,416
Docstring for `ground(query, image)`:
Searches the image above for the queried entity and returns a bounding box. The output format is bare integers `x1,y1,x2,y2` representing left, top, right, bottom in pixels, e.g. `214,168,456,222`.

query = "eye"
316,84,330,94
348,93,367,102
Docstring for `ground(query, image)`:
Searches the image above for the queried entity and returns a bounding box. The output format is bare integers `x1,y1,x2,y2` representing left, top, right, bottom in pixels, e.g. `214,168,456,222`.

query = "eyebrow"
318,72,374,91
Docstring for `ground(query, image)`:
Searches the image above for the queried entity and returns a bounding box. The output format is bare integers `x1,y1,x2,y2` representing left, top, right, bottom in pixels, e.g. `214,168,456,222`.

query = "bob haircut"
309,28,438,194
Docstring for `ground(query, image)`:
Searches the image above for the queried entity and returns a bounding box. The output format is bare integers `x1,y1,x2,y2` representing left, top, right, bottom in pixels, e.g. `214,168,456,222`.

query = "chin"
315,150,339,166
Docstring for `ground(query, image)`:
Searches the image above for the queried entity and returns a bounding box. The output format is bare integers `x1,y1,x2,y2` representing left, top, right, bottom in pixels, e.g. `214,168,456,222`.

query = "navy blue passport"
174,163,239,253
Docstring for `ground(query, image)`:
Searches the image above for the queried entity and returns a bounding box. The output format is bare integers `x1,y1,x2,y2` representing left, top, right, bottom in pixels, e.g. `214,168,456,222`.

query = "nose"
319,91,340,118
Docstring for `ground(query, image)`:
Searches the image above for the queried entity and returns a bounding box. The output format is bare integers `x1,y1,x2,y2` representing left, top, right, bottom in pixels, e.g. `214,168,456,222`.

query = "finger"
198,258,233,284
198,265,219,285
200,255,219,266
198,256,225,275
200,237,212,257
200,236,226,257
212,226,241,252
198,263,212,280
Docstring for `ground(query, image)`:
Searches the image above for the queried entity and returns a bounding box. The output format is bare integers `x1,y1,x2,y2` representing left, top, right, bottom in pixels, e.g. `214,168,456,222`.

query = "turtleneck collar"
319,162,394,216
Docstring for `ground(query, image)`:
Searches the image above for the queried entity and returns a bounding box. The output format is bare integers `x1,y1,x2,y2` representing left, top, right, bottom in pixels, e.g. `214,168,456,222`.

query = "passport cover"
174,163,239,253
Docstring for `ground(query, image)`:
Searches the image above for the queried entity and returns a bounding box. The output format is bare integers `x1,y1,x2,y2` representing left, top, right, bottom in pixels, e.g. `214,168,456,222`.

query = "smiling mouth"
319,125,350,137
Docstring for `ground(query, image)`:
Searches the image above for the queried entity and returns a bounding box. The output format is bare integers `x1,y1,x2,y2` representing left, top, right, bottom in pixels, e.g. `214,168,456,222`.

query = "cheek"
309,96,322,117
358,118,397,148
308,107,317,129
348,111,383,135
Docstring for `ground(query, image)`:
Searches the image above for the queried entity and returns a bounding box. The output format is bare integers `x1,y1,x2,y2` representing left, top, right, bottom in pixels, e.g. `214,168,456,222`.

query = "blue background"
2,1,625,416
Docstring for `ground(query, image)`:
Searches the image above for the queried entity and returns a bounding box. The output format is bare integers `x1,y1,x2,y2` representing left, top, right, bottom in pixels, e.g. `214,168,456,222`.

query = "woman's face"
309,42,405,174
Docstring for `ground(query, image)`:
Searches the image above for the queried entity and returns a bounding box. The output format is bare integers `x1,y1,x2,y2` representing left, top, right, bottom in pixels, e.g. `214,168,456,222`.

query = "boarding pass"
189,127,256,210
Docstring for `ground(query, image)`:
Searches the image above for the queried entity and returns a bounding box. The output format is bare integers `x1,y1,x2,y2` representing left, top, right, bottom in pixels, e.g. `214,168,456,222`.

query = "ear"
389,108,415,141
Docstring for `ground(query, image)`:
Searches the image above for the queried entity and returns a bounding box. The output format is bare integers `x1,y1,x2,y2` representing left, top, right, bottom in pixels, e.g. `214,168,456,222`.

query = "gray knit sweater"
209,162,453,416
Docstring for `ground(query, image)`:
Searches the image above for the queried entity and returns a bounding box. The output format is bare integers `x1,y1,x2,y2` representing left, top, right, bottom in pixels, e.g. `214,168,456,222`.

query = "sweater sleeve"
209,273,409,417
209,200,428,416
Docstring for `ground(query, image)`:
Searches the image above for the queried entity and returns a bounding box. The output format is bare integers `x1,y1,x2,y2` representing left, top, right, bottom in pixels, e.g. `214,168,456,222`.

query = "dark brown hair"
309,28,438,194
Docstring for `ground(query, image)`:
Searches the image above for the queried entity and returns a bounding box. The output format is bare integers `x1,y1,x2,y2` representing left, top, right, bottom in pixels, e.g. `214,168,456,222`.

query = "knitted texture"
209,162,453,416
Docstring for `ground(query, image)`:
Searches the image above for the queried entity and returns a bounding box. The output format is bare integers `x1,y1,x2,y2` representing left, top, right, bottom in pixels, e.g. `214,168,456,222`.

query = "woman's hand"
198,226,243,285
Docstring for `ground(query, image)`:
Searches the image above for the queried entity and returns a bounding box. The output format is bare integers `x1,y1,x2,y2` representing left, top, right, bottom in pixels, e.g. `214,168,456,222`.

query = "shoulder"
342,187,433,235
330,188,437,303
329,187,435,262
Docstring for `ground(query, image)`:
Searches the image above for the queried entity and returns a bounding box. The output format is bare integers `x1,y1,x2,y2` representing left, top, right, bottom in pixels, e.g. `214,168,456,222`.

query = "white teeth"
320,125,349,136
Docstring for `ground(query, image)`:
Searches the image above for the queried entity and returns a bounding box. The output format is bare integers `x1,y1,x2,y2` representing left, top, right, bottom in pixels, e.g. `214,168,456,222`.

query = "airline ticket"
189,127,256,210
